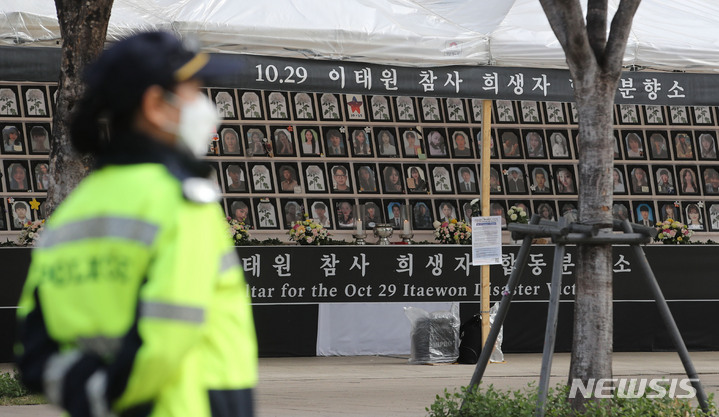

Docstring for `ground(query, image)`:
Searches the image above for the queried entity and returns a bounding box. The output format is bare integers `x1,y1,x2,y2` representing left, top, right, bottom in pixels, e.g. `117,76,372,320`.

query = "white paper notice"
471,216,502,266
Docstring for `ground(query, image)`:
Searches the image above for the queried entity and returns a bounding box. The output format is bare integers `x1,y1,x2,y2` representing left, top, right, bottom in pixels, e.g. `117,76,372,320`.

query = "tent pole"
480,99,493,346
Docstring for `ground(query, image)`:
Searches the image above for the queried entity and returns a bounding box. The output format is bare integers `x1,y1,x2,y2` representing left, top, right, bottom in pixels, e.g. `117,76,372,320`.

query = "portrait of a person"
246,128,267,156
704,168,719,194
532,167,550,193
550,132,569,158
506,167,526,193
630,167,650,194
35,163,51,191
12,201,30,229
686,203,704,230
489,168,502,193
402,130,422,156
655,168,675,194
383,165,404,193
679,168,698,194
8,163,28,191
660,203,679,222
501,131,520,157
536,203,555,222
490,202,507,227
304,165,326,192
331,165,351,192
2,125,24,153
456,167,477,193
311,201,331,227
29,126,50,153
220,127,241,155
273,128,294,155
283,201,303,227
612,203,629,221
230,200,252,227
427,130,448,157
278,165,299,192
699,133,717,159
300,128,321,155
377,129,397,156
257,201,278,228
406,166,428,193
561,203,579,224
613,168,626,193
475,131,497,158
357,165,377,192
709,204,719,230
625,133,644,158
336,201,355,228
674,133,694,159
352,129,372,156
636,204,654,227
648,133,668,159
452,131,472,157
413,202,432,229
438,201,457,223
388,202,403,229
556,168,575,194
225,164,246,192
326,129,346,156
363,202,382,229
525,131,545,158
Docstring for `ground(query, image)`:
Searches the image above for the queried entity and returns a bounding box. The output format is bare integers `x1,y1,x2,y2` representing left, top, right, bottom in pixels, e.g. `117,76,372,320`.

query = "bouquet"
288,214,330,245
17,220,44,246
654,218,692,244
227,217,252,245
433,218,472,245
507,205,529,224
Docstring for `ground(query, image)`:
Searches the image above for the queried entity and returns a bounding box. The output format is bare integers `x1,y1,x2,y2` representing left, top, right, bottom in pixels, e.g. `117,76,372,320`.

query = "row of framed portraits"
0,197,46,231
218,196,719,233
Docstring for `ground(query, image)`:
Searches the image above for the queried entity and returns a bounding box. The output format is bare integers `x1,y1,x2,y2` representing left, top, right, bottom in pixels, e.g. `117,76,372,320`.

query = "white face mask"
165,92,219,157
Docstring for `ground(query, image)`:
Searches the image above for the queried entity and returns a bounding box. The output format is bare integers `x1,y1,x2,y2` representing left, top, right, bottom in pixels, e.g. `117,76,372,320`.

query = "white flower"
510,214,517,221
433,220,441,229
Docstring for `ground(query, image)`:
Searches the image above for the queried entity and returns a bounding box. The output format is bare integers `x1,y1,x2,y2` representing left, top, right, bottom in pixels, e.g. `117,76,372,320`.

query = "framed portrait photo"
475,129,497,158
424,128,449,158
374,127,399,158
627,165,652,195
701,166,719,195
634,201,657,227
672,132,695,160
356,163,379,193
454,165,478,194
547,130,571,159
528,165,552,195
449,129,473,158
658,202,681,223
707,203,719,231
622,131,646,159
523,130,546,159
697,132,718,160
498,130,523,159
379,164,405,194
612,165,628,195
683,202,706,231
411,200,434,230
612,200,631,222
307,199,332,229
298,127,322,156
350,128,373,157
280,198,306,229
5,159,30,191
276,163,302,194
328,163,353,193
324,127,348,157
222,162,248,193
552,165,577,195
227,198,253,228
27,123,51,154
647,131,670,160
677,166,700,195
271,127,296,157
404,164,429,194
503,164,528,195
399,128,424,158
1,124,26,154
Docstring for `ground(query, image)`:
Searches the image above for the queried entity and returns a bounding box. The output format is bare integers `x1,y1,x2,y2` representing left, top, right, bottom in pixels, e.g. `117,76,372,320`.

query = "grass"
0,370,46,406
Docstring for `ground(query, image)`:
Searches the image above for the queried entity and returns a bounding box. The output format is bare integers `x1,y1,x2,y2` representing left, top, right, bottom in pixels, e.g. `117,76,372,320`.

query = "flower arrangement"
227,217,252,246
507,205,529,224
288,213,331,245
17,220,44,246
433,218,472,245
654,218,692,244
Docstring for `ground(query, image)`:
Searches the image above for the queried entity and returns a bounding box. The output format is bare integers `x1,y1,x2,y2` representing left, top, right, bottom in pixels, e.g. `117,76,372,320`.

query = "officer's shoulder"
181,177,221,204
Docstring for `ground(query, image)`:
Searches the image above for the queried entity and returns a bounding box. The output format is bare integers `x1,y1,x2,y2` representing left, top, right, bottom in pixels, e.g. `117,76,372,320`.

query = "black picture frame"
222,162,248,193
8,199,32,230
701,166,719,195
307,199,333,229
369,95,393,122
323,127,348,157
298,127,322,156
244,125,269,157
528,165,552,195
494,100,517,123
534,200,557,222
519,100,542,123
404,164,429,194
627,165,652,195
552,165,577,195
4,159,30,192
383,199,407,230
612,200,631,222
355,163,380,194
20,86,49,118
498,129,523,159
658,202,681,223
503,164,528,195
677,166,700,195
489,200,508,229
343,94,369,121
291,92,317,121
444,98,467,123
319,93,342,121
612,165,628,195
454,164,478,194
612,130,623,160
248,162,274,193
238,90,264,120
218,125,243,156
436,199,460,223
280,198,306,229
360,199,384,230
647,131,670,160
328,163,353,193
254,198,280,229
302,163,328,194
558,201,579,224
226,198,253,227
697,131,719,160
470,98,484,123
374,127,400,158
270,126,296,157
707,203,719,231
26,123,51,154
691,106,715,126
1,123,26,154
393,96,418,122
379,163,405,194
334,198,357,229
411,199,434,230
617,103,640,125
449,129,474,158
424,127,449,158
683,201,706,231
266,91,291,120
489,164,503,195
210,88,239,120
642,105,666,125
668,106,689,125
622,130,646,160
547,130,571,159
523,129,547,159
428,163,454,194
399,128,425,158
475,128,497,158
634,201,657,227
542,101,566,124
0,86,20,117
419,97,444,123
276,163,302,194
349,128,374,157
654,165,677,195
0,199,6,230
672,131,696,160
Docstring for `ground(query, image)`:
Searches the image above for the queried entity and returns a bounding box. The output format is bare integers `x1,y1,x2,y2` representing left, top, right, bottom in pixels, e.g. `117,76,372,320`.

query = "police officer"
15,31,257,417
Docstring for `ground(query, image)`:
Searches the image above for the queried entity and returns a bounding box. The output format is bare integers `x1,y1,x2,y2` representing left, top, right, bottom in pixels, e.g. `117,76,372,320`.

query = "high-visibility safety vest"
16,141,257,417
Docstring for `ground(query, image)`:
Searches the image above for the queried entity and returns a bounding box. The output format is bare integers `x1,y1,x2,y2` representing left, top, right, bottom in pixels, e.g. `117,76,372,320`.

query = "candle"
356,219,363,233
403,219,411,235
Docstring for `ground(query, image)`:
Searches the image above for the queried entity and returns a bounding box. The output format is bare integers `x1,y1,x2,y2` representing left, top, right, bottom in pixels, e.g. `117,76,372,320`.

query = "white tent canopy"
2,0,719,72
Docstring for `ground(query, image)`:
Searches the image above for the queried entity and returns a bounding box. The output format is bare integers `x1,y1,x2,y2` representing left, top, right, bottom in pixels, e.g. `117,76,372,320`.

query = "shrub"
427,383,716,417
0,370,29,398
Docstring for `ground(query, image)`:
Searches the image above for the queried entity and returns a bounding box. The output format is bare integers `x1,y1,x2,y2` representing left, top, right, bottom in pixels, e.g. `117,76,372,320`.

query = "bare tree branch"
604,0,642,76
539,0,595,79
586,0,608,64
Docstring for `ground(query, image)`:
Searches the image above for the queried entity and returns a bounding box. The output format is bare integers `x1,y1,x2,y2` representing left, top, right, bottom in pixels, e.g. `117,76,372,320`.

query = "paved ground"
2,351,718,416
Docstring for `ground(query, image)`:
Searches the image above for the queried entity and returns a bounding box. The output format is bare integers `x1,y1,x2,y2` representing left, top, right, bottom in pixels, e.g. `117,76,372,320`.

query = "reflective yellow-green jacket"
16,134,257,417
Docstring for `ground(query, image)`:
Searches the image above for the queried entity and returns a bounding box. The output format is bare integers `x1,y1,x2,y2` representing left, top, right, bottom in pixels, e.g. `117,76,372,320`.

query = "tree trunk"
569,77,616,411
45,0,113,216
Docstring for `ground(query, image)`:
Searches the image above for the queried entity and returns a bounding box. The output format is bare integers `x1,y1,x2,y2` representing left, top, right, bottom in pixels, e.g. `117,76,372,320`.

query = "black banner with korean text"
2,46,718,105
237,245,719,304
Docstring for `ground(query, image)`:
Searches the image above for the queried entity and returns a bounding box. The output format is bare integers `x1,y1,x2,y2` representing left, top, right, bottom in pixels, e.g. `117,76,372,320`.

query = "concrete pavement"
2,352,718,416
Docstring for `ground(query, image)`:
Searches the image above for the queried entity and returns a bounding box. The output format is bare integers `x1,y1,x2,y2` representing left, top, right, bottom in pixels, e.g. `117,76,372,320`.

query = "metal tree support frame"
463,215,710,415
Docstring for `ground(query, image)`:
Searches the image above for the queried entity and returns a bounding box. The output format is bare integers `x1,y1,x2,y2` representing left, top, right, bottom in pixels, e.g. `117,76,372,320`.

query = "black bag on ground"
458,314,483,364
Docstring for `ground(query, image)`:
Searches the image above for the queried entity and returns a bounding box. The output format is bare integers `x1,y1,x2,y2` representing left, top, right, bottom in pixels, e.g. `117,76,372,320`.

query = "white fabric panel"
316,302,453,356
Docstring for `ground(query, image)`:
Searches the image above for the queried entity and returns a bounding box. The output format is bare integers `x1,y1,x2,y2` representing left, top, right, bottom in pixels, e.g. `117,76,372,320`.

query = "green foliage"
427,384,716,417
0,370,29,398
